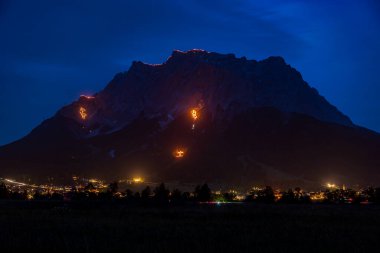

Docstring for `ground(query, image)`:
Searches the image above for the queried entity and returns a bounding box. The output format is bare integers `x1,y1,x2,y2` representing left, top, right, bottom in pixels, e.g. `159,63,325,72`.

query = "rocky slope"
1,49,378,189
56,49,352,139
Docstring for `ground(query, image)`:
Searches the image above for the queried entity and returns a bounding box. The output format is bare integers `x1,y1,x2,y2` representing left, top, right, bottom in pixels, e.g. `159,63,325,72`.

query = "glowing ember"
174,149,185,158
79,107,87,120
80,95,95,99
191,109,198,121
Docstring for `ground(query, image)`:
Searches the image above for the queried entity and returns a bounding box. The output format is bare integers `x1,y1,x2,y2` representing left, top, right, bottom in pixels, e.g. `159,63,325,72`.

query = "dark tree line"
322,187,380,204
245,186,277,203
3,181,380,205
277,187,311,204
244,186,380,204
0,182,213,203
122,183,212,204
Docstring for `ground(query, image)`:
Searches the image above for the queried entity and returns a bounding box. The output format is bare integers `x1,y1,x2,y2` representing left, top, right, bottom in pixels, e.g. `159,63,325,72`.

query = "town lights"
133,177,143,183
79,107,87,120
326,183,337,189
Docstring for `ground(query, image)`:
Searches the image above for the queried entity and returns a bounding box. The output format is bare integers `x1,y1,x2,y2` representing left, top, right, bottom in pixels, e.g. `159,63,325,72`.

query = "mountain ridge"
53,49,353,140
1,49,378,189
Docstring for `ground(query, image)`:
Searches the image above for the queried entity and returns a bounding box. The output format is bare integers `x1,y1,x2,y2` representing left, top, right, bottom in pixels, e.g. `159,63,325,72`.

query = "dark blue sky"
1,0,379,145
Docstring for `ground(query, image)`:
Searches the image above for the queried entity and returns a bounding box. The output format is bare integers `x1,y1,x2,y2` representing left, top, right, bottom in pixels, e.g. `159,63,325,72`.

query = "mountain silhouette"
1,49,378,189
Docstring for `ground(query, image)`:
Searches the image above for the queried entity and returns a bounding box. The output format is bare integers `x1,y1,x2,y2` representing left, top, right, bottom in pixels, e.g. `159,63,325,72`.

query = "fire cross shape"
175,149,185,158
79,107,87,120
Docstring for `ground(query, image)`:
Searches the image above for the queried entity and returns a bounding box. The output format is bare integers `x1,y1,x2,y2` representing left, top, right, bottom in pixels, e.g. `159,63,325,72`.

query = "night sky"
1,0,379,145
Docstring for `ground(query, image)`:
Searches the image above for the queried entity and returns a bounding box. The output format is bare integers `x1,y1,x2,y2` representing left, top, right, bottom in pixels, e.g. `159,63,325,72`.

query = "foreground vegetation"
2,182,380,252
2,181,380,204
0,201,380,253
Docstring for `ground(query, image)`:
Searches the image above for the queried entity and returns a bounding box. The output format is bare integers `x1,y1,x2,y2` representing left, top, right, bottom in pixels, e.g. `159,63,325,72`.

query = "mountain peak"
2,50,377,187
260,56,286,65
172,49,210,56
68,49,353,139
130,50,286,72
169,49,238,63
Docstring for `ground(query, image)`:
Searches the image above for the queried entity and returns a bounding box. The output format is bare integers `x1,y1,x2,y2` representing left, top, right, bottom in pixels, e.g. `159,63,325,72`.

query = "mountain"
0,49,379,189
59,49,352,139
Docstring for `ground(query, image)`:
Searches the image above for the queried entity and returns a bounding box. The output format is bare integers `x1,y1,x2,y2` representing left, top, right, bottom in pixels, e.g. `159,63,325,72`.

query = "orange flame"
79,107,87,120
191,109,198,121
174,149,185,158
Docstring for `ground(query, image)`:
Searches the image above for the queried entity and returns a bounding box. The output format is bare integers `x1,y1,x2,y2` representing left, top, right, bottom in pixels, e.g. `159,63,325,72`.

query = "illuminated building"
274,190,283,201
133,177,143,183
326,183,338,189
309,192,325,201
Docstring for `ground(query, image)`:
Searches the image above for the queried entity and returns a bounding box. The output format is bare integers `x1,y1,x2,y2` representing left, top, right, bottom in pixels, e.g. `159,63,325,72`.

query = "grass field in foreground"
0,202,380,253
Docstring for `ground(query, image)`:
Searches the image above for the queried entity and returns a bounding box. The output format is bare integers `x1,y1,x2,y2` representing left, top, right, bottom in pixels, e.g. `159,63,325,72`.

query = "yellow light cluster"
310,192,325,201
326,183,337,189
133,177,143,183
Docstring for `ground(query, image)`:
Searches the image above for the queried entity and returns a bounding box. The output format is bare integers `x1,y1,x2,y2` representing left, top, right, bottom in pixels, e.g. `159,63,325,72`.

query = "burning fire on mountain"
79,107,87,120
